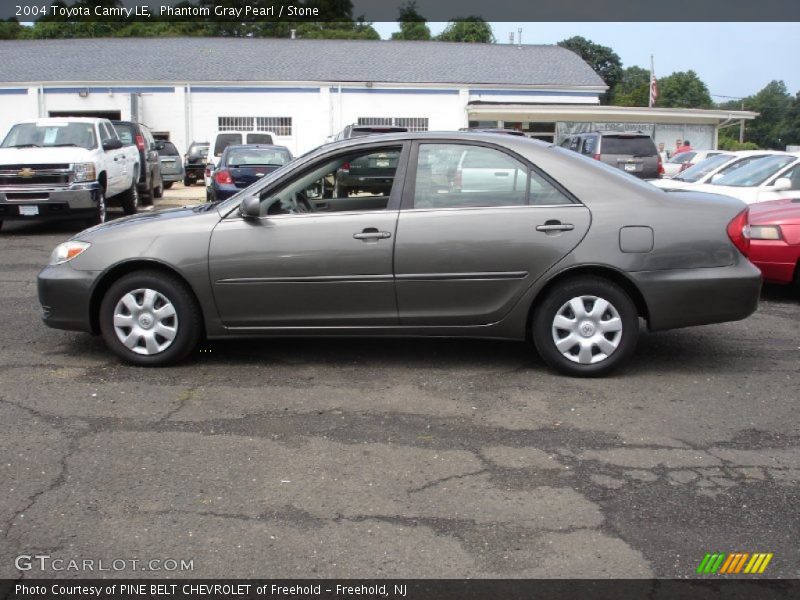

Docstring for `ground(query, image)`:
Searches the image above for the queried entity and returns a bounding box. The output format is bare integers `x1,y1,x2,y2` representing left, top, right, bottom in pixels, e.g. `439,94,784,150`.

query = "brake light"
135,135,145,151
214,170,233,185
726,208,750,256
593,154,601,161
657,155,665,175
340,161,350,173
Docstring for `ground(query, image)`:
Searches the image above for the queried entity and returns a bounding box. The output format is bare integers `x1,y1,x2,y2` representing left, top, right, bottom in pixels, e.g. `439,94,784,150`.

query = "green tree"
0,18,22,39
295,21,379,40
655,70,713,109
744,80,794,149
610,66,650,106
391,1,431,41
437,18,494,43
557,36,622,103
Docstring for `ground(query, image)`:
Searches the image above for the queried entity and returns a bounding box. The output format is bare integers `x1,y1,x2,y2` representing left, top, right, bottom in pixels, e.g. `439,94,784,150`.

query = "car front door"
98,122,126,194
208,142,409,328
394,141,591,326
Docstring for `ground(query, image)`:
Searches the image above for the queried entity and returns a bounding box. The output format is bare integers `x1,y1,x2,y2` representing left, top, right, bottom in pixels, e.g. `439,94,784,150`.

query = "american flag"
649,57,659,107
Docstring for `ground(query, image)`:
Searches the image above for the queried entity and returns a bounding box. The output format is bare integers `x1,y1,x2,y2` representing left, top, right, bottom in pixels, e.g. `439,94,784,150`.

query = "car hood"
0,146,93,164
76,204,219,241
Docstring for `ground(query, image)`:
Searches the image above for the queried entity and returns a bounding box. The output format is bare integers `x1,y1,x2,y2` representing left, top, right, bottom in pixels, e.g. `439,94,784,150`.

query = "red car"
745,198,800,288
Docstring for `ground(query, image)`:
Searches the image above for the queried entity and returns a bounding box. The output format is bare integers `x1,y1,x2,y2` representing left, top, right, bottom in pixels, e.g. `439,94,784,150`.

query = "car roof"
223,144,290,151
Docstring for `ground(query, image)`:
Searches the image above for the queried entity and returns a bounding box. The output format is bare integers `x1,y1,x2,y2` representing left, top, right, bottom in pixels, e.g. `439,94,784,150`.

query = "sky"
371,22,800,100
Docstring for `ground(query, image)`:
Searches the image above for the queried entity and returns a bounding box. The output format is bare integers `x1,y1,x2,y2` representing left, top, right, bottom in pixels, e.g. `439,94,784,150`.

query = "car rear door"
393,141,591,326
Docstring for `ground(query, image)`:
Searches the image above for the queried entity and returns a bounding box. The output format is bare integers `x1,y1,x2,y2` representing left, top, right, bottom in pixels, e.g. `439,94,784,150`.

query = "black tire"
140,183,154,206
183,176,192,186
163,181,174,190
532,276,639,377
85,188,107,227
153,177,164,199
120,178,139,215
0,220,3,232
99,270,202,367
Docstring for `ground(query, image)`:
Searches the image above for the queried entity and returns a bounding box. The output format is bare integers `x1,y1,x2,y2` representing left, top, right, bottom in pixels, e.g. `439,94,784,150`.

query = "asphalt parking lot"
0,185,798,579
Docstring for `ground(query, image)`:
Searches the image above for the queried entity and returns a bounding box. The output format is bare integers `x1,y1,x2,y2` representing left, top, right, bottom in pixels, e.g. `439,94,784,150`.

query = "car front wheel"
120,178,139,215
532,277,639,377
99,271,202,366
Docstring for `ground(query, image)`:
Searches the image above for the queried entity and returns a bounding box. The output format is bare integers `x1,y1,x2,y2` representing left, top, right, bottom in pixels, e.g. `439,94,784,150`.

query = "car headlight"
50,241,91,265
72,162,97,183
749,225,782,240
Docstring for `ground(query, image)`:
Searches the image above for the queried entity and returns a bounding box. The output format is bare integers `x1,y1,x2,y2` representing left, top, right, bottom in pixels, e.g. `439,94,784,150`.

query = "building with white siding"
0,37,755,155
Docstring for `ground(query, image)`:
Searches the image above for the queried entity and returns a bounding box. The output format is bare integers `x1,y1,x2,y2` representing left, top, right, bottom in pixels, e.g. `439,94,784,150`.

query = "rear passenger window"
413,144,573,208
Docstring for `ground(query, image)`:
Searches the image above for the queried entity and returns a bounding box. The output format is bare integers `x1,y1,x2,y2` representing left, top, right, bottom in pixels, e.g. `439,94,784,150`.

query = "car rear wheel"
99,271,202,367
120,178,139,215
153,181,164,199
85,189,107,227
163,181,174,190
532,277,639,377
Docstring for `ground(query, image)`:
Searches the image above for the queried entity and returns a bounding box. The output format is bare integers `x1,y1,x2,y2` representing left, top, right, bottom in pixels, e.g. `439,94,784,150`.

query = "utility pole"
739,101,745,143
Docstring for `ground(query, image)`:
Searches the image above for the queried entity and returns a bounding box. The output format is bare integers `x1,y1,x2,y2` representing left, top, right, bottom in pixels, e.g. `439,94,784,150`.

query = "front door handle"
353,227,392,241
536,221,574,232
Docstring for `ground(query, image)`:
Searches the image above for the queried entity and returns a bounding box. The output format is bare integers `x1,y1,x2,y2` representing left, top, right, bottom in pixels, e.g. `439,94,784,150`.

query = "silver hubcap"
551,295,623,365
112,288,178,355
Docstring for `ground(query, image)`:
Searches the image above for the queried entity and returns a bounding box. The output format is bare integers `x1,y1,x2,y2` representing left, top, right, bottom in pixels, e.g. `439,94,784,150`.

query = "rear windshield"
158,142,179,156
225,147,291,166
246,133,274,145
673,153,733,182
601,136,656,155
213,134,242,157
113,123,136,145
713,155,796,187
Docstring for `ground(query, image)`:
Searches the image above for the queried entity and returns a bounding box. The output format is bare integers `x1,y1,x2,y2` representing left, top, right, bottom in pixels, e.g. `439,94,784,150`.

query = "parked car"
111,121,163,203
205,130,276,187
207,144,292,202
744,198,800,289
688,153,800,204
155,141,184,189
335,124,408,140
559,131,663,179
651,150,789,190
37,132,761,377
183,141,208,186
662,150,726,178
0,117,140,228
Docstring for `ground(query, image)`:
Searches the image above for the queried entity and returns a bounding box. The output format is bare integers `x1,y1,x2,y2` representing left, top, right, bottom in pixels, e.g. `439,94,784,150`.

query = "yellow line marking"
758,553,773,574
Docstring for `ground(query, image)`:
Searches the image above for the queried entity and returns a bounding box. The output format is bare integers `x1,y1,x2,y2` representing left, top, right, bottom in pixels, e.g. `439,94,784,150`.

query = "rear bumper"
631,258,762,331
161,171,184,182
0,184,101,221
37,263,98,333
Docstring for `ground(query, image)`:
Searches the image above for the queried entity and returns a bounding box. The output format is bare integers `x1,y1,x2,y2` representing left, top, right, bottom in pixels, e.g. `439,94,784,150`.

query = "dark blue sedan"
207,144,292,201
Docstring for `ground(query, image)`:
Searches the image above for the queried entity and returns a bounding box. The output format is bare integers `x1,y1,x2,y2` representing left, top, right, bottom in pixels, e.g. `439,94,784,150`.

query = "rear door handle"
353,228,392,241
536,222,574,232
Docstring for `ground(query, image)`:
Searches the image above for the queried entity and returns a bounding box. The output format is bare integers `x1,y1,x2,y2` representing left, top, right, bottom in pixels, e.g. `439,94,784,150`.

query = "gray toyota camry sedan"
38,132,761,376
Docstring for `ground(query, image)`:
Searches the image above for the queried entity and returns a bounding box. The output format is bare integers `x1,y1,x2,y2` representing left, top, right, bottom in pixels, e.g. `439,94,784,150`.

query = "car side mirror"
102,139,123,151
772,177,792,191
240,196,261,218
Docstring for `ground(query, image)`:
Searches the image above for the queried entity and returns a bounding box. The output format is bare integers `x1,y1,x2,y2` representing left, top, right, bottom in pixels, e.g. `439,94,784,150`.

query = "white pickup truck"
0,117,140,231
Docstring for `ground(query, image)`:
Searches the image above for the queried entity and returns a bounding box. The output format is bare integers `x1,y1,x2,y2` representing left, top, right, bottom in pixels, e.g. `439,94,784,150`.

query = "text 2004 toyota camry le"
38,133,761,377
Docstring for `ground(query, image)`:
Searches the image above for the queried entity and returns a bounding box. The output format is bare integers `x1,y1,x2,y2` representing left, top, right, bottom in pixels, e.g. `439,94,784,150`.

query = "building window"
218,116,292,136
357,117,429,132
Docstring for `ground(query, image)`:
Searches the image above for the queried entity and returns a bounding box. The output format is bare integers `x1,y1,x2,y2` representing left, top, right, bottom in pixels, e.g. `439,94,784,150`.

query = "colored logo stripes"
696,552,773,574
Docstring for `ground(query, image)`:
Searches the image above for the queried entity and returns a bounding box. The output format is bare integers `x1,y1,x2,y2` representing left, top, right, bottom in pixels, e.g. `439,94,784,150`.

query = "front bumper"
38,263,99,333
0,183,101,221
631,258,762,331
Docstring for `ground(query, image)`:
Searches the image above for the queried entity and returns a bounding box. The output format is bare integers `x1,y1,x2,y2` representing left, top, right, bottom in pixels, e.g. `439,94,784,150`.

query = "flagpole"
649,54,655,108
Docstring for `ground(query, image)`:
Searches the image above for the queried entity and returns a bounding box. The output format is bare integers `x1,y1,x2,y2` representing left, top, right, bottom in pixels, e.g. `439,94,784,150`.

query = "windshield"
1,122,97,150
158,142,179,156
712,155,796,187
673,153,733,182
225,148,291,167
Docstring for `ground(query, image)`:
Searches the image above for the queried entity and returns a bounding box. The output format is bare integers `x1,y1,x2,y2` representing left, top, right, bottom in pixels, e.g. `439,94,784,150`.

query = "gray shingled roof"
0,37,606,88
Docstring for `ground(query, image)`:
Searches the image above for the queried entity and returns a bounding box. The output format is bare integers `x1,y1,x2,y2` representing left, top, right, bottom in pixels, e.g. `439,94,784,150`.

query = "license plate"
19,205,39,216
376,160,390,167
624,164,637,172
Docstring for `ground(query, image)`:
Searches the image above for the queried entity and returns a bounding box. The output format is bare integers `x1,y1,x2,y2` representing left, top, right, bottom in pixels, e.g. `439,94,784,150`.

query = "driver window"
259,145,402,216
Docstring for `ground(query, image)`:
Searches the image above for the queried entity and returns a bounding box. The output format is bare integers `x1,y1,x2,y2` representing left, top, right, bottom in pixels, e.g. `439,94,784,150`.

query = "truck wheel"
183,176,192,186
99,270,202,367
532,276,639,377
154,183,164,198
163,181,174,190
121,179,139,215
85,189,107,227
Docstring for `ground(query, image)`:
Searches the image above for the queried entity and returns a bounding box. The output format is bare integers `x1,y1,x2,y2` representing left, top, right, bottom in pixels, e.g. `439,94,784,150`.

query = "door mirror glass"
102,138,123,151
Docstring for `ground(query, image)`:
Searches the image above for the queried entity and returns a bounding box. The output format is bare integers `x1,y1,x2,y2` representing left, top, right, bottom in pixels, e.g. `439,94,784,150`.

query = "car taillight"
214,170,233,185
593,154,601,161
341,161,350,173
726,208,750,256
657,155,665,175
135,135,145,151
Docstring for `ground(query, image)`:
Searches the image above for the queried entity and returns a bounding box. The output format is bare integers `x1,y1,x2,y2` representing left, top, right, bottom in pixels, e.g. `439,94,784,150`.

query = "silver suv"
560,131,661,179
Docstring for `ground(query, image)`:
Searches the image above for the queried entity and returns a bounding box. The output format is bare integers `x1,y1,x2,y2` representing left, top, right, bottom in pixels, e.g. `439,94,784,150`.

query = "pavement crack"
406,468,488,494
